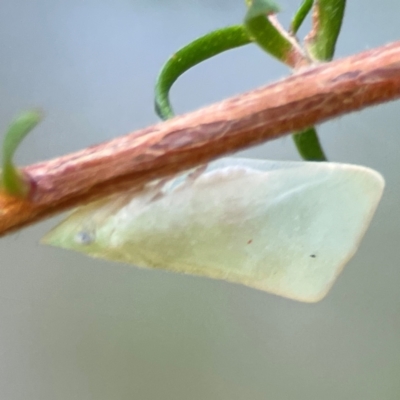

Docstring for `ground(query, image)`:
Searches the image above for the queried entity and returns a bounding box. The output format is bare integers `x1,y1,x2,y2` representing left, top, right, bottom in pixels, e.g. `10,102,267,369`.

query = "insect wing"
42,158,384,302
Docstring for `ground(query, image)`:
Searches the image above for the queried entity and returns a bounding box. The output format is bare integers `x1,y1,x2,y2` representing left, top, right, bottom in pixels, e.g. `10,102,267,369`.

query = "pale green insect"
42,158,384,302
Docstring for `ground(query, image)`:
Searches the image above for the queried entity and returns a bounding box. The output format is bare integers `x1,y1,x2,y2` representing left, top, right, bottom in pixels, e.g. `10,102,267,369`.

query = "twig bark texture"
1,41,400,236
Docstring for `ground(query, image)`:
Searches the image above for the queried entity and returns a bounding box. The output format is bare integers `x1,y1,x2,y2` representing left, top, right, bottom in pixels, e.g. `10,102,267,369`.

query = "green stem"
244,0,300,66
293,0,346,161
290,0,314,34
155,25,251,120
1,110,42,197
306,0,346,61
292,127,327,161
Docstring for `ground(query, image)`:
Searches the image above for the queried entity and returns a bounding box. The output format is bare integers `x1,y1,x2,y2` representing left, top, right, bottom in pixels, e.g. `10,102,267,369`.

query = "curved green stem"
290,0,314,34
1,110,42,197
155,25,252,120
244,0,299,66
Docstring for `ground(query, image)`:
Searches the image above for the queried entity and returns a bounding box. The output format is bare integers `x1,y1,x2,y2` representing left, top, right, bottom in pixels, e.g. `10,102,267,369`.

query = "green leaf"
1,110,42,197
155,25,252,120
244,0,296,65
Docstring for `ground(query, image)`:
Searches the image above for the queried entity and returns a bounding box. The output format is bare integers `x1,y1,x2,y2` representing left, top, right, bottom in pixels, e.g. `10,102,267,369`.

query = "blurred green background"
1,1,400,399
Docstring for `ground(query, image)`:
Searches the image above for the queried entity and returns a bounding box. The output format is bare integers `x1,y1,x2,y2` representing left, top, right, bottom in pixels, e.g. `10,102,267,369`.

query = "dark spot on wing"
75,231,95,245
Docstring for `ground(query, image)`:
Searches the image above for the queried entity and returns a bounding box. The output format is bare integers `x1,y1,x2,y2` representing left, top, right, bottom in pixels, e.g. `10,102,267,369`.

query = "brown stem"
2,41,400,237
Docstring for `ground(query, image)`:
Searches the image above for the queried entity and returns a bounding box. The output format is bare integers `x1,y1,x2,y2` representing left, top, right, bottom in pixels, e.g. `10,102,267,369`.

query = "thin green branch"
292,127,327,161
306,0,346,61
1,110,42,197
155,25,251,120
244,0,302,66
290,0,314,34
293,0,346,160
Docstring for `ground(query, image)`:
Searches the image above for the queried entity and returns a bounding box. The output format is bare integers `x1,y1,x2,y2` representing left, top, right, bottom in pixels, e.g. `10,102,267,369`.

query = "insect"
42,157,384,302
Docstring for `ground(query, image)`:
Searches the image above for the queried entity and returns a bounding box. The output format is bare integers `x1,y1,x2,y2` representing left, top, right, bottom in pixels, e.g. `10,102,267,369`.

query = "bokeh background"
1,1,400,399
